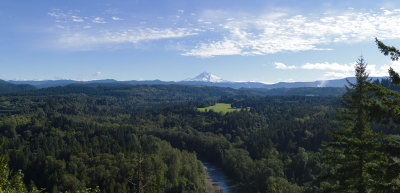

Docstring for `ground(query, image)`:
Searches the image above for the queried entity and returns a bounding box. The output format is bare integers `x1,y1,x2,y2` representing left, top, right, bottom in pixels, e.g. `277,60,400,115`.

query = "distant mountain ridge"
5,72,386,89
0,80,36,93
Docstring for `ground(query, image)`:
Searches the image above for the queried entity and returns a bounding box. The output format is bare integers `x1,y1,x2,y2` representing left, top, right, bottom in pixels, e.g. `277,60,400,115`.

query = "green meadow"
197,103,240,114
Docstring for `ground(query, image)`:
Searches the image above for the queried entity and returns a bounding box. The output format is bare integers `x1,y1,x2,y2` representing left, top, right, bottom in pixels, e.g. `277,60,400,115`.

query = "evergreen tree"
321,39,400,192
364,38,400,192
321,57,380,193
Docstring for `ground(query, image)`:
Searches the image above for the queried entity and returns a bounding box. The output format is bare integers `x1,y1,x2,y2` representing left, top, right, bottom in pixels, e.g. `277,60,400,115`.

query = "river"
202,161,236,193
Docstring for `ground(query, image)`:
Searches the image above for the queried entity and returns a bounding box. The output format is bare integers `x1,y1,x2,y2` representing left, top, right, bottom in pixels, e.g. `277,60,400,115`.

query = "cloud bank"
184,8,400,57
57,28,197,50
274,62,296,69
274,60,400,79
47,9,197,50
47,8,400,55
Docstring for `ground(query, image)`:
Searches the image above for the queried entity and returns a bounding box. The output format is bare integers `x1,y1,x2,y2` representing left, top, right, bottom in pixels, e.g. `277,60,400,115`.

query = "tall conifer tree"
321,57,379,193
322,40,400,193
365,38,400,192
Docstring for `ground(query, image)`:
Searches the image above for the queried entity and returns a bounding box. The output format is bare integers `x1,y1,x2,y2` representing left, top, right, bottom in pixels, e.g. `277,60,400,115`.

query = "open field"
197,103,240,114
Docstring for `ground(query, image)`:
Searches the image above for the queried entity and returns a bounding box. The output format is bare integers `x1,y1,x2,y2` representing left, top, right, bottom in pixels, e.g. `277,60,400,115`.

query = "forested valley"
0,70,399,193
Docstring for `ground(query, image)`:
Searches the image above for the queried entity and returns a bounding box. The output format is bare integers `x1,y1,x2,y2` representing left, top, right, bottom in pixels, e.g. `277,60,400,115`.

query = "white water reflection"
202,161,236,193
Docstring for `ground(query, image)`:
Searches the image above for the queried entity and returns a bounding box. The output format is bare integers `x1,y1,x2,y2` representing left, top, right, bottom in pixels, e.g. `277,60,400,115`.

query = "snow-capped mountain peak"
184,72,228,83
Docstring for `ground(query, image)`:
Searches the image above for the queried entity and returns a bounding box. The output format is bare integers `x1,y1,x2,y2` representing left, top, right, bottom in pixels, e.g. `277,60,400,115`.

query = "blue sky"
2,0,400,83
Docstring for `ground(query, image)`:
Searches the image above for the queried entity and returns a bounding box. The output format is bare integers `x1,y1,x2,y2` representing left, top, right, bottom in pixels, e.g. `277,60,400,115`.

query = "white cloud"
184,8,400,57
93,17,106,24
369,60,400,77
182,39,242,57
94,72,102,77
274,62,354,71
47,8,400,56
274,62,297,69
324,71,352,79
390,60,400,72
48,9,85,23
72,16,84,22
48,10,66,19
274,61,355,79
47,8,199,50
305,61,399,78
301,62,354,72
300,61,388,79
56,28,197,50
274,61,393,79
111,16,122,21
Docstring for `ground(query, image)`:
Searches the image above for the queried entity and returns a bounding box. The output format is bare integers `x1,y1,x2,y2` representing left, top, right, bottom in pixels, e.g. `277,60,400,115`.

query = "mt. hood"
184,72,228,83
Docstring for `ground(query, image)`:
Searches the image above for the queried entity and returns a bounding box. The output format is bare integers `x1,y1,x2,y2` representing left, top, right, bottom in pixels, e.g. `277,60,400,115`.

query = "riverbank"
203,161,236,193
205,169,222,193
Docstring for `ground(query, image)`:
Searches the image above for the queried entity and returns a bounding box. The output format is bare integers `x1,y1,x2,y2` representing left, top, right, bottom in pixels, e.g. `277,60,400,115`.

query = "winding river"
202,161,236,193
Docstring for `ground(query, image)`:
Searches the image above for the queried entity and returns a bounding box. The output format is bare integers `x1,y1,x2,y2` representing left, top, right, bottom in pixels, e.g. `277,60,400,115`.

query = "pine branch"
375,38,400,61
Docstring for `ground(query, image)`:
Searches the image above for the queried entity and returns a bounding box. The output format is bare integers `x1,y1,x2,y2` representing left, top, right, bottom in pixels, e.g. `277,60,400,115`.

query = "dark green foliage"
0,83,346,193
0,99,206,192
321,57,379,192
0,151,28,193
321,57,400,192
0,89,344,192
147,96,338,192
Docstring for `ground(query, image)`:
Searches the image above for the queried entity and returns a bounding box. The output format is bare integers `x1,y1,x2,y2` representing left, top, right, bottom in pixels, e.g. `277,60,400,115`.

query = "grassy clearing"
197,103,240,114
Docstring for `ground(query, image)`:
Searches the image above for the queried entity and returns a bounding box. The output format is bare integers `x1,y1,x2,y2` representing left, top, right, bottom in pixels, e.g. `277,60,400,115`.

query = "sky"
2,0,400,83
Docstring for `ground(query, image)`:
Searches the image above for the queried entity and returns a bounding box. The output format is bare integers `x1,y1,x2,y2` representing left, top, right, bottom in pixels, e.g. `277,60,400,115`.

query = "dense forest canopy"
0,74,398,193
